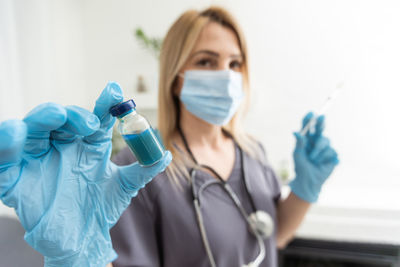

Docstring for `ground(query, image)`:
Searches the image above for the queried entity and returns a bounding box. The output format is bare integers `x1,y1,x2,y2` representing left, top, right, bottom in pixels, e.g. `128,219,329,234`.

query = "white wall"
0,0,23,120
1,0,88,116
80,0,214,109
228,0,400,210
1,0,399,217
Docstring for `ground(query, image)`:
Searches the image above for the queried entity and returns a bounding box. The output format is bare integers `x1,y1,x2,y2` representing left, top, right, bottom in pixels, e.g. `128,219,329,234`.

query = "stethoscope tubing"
191,168,266,267
179,125,267,267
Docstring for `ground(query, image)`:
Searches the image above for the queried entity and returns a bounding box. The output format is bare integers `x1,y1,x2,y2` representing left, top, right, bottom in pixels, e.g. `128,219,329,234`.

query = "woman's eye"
230,60,242,70
195,58,214,67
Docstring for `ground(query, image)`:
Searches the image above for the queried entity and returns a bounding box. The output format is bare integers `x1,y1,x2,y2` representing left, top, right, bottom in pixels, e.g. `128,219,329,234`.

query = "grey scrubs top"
110,143,281,267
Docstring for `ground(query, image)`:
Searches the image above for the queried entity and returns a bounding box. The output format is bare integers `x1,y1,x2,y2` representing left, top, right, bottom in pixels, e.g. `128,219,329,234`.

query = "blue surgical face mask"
179,70,244,126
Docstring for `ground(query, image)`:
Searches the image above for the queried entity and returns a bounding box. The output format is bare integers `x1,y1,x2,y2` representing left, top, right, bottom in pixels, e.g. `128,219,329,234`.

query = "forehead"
191,22,242,55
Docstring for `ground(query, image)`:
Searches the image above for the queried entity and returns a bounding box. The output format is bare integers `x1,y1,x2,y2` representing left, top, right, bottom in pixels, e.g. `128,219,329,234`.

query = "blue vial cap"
109,99,136,117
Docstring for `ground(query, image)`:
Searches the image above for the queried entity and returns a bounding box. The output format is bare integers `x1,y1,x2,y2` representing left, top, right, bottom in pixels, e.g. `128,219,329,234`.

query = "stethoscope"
177,127,274,267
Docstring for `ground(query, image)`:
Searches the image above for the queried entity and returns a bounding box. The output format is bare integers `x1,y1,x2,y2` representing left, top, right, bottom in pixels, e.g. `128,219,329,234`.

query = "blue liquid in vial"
123,128,164,166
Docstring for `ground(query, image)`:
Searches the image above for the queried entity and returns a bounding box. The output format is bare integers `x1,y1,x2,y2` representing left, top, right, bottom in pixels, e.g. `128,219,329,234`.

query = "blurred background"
1,0,399,266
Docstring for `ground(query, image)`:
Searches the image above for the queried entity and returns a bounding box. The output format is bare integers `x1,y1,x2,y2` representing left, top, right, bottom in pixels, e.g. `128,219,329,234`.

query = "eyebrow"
190,50,242,59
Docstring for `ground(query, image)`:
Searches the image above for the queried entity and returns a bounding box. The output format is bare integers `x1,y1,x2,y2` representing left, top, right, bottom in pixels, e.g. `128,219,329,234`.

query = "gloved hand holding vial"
0,81,172,267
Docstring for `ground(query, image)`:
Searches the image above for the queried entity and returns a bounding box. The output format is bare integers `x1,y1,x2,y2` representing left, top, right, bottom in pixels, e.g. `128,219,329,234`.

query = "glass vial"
110,99,165,166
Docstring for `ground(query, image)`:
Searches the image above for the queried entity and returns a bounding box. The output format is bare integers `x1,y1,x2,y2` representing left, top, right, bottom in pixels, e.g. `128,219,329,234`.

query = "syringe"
300,82,344,136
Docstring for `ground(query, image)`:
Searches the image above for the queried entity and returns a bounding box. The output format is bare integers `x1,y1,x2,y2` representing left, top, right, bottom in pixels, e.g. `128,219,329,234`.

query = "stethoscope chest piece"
248,210,274,240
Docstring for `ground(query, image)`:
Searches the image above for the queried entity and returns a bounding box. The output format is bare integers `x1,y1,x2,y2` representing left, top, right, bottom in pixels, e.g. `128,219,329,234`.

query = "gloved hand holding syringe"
289,82,342,203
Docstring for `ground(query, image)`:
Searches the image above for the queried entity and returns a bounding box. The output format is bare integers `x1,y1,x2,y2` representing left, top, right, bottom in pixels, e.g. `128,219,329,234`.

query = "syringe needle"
300,82,344,136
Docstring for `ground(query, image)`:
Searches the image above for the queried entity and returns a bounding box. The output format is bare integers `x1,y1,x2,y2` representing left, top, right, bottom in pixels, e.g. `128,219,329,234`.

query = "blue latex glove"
0,82,172,267
289,112,339,203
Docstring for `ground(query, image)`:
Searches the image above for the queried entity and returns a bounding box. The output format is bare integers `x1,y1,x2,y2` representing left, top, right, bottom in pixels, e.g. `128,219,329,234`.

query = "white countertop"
296,204,400,245
280,185,400,245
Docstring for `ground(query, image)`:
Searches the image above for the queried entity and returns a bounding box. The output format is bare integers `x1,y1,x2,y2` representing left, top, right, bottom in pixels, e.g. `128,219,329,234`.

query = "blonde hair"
158,6,263,185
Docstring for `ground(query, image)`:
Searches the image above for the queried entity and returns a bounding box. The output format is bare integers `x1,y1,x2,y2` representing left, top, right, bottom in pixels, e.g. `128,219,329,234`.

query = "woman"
110,6,338,267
